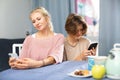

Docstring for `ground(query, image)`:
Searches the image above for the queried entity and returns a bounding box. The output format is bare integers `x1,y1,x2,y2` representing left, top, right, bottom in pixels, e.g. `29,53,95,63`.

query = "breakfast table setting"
0,60,111,80
0,43,120,80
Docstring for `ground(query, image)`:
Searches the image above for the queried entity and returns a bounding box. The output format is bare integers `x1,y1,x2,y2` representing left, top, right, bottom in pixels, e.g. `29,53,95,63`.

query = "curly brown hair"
65,13,88,36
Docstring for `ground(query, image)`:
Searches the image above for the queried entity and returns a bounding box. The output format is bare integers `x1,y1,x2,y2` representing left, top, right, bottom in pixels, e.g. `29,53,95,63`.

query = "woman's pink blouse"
19,33,64,63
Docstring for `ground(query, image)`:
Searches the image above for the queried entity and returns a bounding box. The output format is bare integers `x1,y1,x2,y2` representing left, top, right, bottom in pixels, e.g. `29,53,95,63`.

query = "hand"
90,47,96,56
9,57,18,68
81,50,92,60
76,48,96,61
14,58,43,69
75,49,91,61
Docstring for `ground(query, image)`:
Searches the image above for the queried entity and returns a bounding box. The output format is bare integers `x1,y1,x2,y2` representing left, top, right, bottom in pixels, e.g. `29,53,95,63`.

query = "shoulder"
64,37,68,44
54,33,65,39
25,35,33,40
79,36,90,43
53,33,65,43
24,34,34,42
79,36,90,41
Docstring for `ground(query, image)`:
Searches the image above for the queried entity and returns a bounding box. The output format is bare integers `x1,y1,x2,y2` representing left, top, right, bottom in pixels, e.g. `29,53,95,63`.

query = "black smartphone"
88,43,98,50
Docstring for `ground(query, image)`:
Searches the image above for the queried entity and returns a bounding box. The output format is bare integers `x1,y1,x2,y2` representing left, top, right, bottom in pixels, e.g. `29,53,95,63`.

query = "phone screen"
88,43,98,50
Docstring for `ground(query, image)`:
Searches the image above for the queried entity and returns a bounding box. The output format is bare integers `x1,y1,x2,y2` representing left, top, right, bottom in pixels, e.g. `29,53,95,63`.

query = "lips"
36,25,41,29
76,35,81,37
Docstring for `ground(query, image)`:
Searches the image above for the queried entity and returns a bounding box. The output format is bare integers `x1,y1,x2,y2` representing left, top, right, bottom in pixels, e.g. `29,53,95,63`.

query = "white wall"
0,0,33,39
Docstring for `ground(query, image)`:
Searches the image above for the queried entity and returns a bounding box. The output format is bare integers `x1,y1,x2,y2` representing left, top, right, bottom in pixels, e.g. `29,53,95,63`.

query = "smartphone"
88,43,98,50
8,53,19,59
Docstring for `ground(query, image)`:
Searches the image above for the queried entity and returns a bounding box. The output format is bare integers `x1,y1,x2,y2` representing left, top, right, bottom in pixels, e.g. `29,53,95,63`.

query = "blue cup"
87,56,95,71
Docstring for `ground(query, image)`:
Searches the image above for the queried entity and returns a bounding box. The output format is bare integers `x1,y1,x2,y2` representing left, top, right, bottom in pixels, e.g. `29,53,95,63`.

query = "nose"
35,21,39,26
77,30,81,35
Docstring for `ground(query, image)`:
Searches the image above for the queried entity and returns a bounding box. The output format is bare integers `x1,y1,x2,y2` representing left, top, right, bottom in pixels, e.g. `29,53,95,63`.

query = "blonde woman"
9,7,64,69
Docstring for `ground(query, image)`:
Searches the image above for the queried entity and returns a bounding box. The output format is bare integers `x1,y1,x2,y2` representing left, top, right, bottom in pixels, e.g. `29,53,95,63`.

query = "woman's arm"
49,34,65,63
75,49,92,61
42,56,56,66
12,56,55,69
75,48,96,61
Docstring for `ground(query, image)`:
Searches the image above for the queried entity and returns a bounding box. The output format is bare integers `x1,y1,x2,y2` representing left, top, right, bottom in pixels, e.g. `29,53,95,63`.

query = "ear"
47,16,50,21
45,16,50,23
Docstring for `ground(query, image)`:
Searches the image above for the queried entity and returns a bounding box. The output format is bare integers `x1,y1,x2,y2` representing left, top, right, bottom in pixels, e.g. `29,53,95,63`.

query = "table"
0,61,111,80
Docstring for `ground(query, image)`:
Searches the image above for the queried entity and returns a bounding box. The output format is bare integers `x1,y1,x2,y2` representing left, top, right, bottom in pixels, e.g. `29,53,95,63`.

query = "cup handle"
114,43,120,49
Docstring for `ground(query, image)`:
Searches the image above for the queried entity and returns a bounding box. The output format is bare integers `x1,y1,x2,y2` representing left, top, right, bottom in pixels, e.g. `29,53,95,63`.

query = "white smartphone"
8,53,19,59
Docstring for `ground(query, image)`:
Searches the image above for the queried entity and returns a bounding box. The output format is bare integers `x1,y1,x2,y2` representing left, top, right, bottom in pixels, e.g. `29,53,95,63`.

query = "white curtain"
99,0,120,56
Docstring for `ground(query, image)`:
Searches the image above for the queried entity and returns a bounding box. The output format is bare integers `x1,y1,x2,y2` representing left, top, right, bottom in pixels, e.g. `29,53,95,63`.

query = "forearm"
36,56,56,68
75,52,87,61
42,56,56,66
75,54,83,61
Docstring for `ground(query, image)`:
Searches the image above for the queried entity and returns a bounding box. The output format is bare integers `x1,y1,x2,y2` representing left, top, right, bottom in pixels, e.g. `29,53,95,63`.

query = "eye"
77,29,82,32
32,20,35,23
37,17,41,20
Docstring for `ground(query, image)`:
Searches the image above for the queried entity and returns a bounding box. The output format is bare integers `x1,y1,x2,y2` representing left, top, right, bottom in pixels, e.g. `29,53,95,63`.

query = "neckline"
32,33,57,40
66,38,79,47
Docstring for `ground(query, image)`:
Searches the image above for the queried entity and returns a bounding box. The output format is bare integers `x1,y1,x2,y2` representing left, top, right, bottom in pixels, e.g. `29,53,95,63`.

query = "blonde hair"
30,7,54,31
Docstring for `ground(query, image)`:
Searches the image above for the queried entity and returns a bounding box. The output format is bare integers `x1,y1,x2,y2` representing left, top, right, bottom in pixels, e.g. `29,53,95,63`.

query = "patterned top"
19,33,64,63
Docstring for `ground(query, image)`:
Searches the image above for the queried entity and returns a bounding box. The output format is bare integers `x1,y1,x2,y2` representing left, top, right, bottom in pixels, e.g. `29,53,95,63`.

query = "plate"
68,69,92,78
107,75,120,79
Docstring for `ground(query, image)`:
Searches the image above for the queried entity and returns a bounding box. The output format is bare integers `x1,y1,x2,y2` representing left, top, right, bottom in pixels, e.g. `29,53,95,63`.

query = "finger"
90,50,96,55
16,59,27,64
84,53,88,56
92,52,96,55
11,64,16,69
9,57,16,63
9,63,14,67
92,47,95,50
15,63,28,69
10,62,17,68
9,58,17,68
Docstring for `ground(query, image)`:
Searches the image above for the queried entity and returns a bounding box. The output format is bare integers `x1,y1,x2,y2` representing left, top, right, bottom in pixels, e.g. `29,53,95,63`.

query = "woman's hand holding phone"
8,53,19,68
89,48,96,56
87,43,98,56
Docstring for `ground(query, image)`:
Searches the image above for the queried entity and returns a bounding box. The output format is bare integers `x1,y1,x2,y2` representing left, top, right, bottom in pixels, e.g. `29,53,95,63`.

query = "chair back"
12,44,23,54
